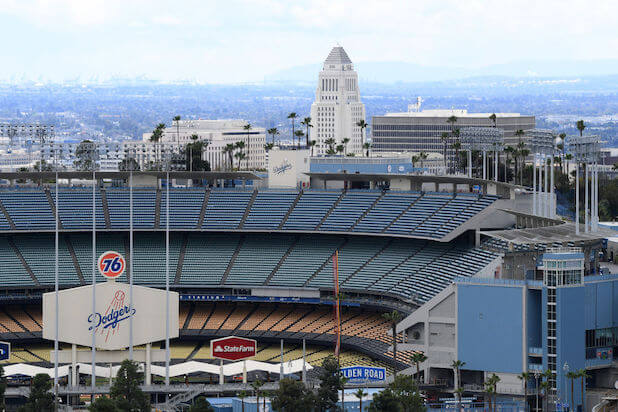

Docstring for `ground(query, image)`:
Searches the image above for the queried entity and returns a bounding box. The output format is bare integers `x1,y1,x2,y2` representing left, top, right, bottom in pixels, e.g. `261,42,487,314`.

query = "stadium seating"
0,188,497,240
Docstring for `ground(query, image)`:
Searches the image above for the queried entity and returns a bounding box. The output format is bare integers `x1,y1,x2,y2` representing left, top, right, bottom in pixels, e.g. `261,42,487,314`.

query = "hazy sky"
1,0,616,83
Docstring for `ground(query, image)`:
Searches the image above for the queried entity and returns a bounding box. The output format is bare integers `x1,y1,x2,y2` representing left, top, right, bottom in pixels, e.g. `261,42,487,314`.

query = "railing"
586,357,614,368
529,347,543,355
528,363,544,371
427,402,524,411
455,276,542,287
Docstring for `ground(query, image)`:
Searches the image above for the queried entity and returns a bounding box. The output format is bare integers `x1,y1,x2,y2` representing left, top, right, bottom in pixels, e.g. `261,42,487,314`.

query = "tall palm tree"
440,132,450,173
243,123,252,162
287,112,298,144
235,151,247,170
412,155,419,168
576,119,586,136
150,123,166,170
484,374,500,412
567,371,577,412
356,119,368,144
336,144,344,155
451,140,462,174
411,352,427,381
173,115,181,147
238,391,247,412
223,143,235,170
251,380,263,412
419,152,428,170
235,141,246,169
301,117,313,147
577,369,588,412
382,311,403,376
489,113,497,127
518,372,530,410
294,130,304,149
342,137,350,155
267,127,279,146
363,142,371,157
446,115,458,172
504,146,515,182
325,138,336,155
309,140,317,156
451,360,465,393
355,388,367,412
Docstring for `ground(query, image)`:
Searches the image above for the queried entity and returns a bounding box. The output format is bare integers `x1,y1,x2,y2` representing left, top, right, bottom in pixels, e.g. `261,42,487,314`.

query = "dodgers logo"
88,290,136,342
273,160,292,175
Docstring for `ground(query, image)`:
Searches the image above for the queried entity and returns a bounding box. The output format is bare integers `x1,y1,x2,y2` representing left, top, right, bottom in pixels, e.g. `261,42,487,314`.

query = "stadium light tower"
528,129,557,218
460,127,503,180
567,135,602,234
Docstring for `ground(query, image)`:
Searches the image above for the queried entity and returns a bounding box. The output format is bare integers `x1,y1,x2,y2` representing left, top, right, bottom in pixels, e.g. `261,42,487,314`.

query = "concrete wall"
458,284,524,374
267,149,310,188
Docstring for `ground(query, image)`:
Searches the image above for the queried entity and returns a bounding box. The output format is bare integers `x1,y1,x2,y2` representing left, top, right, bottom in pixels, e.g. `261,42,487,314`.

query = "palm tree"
514,130,526,184
342,137,350,155
238,391,247,412
223,143,235,170
382,311,403,376
419,152,428,170
504,146,515,182
309,140,317,156
412,155,419,168
336,144,344,155
541,369,553,412
484,373,500,412
576,119,586,136
301,117,313,146
264,143,274,152
294,130,304,149
446,115,458,172
440,132,450,172
287,112,298,144
518,372,530,410
251,380,263,412
235,141,246,169
150,123,166,170
411,352,427,382
451,360,465,394
325,138,336,155
354,388,367,412
489,113,497,127
567,371,577,411
173,115,181,149
451,140,462,174
243,123,252,160
363,142,371,157
267,127,279,146
577,369,588,412
357,119,368,145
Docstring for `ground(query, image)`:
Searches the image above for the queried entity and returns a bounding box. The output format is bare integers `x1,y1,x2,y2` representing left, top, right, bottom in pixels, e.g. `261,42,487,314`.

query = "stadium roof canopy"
481,222,615,245
0,171,262,180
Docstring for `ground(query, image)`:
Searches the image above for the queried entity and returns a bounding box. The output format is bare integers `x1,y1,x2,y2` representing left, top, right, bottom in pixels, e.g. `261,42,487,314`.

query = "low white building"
267,148,310,189
143,119,266,170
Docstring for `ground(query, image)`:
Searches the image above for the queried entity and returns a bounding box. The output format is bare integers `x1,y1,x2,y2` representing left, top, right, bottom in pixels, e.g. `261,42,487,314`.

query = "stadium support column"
533,154,537,216
550,156,555,218
219,359,224,385
585,163,589,233
71,344,77,388
538,159,543,217
280,339,284,380
145,343,151,385
243,360,247,383
482,151,486,180
494,150,498,182
544,155,549,218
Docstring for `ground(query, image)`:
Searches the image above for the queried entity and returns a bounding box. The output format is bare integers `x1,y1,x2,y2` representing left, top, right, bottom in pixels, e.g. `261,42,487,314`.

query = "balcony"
528,347,543,356
528,363,543,372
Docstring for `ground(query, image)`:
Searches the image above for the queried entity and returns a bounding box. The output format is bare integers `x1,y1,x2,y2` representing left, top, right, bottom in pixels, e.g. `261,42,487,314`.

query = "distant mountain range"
264,59,618,84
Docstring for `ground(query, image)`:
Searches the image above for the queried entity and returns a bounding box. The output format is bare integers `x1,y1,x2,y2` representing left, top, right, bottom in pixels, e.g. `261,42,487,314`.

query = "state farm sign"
211,336,257,361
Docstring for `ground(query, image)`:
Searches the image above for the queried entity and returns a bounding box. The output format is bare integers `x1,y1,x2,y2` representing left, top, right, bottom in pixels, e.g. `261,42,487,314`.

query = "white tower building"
310,46,366,155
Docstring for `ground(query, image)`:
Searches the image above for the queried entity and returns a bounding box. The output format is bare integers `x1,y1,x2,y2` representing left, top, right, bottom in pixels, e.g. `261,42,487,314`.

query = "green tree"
357,119,368,142
342,137,350,155
567,371,578,411
251,379,264,412
518,372,530,411
173,115,182,149
336,144,344,155
235,141,246,169
355,388,367,412
419,152,428,169
243,123,252,155
264,142,275,152
383,311,403,376
324,138,336,155
188,397,215,412
89,396,121,412
411,352,427,381
238,391,247,412
576,119,586,136
484,373,500,412
451,360,465,408
18,373,54,412
267,127,280,145
577,369,588,412
74,139,97,171
301,117,313,146
185,135,210,172
287,112,298,144
109,359,149,412
363,142,371,157
294,130,305,149
309,140,317,156
317,355,341,411
223,143,236,170
440,132,450,172
369,374,425,412
489,113,497,127
150,123,166,170
0,365,6,412
270,378,315,412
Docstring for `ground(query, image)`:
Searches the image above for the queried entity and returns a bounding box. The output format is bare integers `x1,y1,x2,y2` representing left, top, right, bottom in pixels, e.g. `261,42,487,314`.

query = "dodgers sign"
341,365,386,382
98,251,125,279
0,341,10,361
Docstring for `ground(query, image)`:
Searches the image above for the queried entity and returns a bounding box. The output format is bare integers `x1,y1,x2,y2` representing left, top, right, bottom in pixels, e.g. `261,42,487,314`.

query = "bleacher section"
0,232,498,303
0,188,497,240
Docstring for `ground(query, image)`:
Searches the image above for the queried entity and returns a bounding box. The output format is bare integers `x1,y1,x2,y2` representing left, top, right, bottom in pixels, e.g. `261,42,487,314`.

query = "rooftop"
324,46,352,66
384,109,526,118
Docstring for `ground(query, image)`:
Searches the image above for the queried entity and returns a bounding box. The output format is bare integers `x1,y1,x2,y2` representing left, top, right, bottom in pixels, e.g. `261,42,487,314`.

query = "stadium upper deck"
0,187,498,241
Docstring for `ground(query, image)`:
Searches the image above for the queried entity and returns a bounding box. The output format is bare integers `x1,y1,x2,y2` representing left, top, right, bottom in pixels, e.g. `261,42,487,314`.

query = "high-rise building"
372,109,535,159
310,46,366,156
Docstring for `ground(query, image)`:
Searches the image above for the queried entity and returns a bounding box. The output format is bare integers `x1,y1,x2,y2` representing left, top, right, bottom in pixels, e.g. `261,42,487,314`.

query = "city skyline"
0,0,616,84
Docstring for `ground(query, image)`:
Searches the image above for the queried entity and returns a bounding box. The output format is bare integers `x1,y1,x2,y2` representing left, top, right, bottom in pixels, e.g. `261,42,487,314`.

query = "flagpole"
129,167,134,360
165,167,170,386
91,159,96,395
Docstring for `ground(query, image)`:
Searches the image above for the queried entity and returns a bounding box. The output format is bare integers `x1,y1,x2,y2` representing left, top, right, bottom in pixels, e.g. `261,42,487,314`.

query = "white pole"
533,154,537,216
302,339,307,382
54,169,59,402
575,160,579,235
594,162,599,231
550,154,555,219
494,150,498,182
585,163,589,233
165,170,170,386
129,169,134,359
538,158,543,217
468,150,472,178
91,168,96,394
482,151,486,180
544,155,549,218
280,339,284,380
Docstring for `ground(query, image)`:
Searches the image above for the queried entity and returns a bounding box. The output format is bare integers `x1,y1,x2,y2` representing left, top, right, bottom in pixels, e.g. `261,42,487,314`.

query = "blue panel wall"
596,284,613,328
457,284,523,374
556,286,586,410
584,279,618,330
585,284,597,330
527,289,542,348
